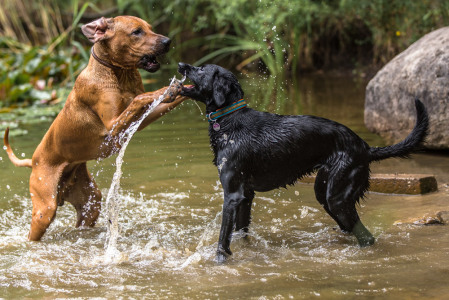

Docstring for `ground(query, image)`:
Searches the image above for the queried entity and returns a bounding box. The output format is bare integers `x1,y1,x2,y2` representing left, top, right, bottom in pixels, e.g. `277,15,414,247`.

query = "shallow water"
0,73,448,298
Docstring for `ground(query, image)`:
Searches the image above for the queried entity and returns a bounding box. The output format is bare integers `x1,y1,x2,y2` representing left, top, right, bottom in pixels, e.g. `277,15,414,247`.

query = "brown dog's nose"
161,38,171,51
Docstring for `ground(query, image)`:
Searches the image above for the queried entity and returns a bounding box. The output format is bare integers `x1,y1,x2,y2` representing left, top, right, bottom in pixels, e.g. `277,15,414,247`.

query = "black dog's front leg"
217,170,245,263
217,201,236,262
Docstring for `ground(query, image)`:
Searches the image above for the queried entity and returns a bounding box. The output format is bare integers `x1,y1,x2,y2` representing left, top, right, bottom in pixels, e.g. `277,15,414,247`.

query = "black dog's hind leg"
235,189,255,235
316,157,374,247
314,168,352,232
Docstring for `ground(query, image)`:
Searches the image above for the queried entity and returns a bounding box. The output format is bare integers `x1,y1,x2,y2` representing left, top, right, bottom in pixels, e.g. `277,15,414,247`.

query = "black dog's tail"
369,99,429,162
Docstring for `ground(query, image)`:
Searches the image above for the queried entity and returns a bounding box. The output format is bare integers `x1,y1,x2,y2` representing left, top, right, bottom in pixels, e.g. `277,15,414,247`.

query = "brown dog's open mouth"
138,55,160,73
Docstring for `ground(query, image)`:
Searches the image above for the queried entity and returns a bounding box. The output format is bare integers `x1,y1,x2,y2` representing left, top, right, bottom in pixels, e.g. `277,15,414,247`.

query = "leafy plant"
0,0,95,105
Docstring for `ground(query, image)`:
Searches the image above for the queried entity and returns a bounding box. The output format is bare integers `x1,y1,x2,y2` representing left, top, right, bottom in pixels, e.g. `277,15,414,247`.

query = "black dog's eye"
131,28,143,36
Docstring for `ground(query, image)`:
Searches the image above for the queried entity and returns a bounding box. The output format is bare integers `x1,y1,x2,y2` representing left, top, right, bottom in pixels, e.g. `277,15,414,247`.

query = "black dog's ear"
212,82,230,108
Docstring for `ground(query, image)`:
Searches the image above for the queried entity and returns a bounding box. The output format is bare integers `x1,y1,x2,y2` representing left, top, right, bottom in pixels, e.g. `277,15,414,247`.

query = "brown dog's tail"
3,127,32,168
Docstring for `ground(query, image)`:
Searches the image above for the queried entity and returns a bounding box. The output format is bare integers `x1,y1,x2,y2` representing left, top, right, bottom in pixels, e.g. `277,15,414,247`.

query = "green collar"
207,99,247,123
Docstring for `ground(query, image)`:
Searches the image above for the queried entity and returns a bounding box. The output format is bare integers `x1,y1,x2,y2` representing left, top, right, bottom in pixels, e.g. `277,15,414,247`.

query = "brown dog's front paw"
165,80,183,102
173,80,183,95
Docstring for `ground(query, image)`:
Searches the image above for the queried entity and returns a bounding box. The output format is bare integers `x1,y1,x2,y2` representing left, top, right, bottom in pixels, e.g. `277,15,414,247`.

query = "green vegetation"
1,0,448,117
0,0,92,134
0,0,92,107
132,0,449,72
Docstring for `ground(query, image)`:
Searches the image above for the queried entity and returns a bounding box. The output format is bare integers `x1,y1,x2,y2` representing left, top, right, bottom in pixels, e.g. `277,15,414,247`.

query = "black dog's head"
178,63,244,112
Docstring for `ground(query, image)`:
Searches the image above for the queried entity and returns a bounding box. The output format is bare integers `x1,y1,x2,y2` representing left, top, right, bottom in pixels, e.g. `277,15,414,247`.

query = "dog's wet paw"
166,81,183,102
174,81,183,94
216,252,230,264
216,245,232,263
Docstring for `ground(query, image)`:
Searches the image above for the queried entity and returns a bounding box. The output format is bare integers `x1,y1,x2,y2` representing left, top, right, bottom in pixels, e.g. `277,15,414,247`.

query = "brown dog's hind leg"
61,163,101,228
28,166,65,241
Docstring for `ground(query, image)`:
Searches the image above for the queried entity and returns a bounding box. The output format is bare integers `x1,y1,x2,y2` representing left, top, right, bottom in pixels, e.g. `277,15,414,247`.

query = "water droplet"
21,153,25,157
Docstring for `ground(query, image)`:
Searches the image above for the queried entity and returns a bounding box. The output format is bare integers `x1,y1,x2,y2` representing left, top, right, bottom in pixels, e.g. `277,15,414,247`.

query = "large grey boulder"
365,27,449,150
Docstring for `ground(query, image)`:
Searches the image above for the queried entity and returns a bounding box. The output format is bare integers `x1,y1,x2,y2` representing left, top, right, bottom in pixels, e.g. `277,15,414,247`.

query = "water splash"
104,75,185,262
175,210,222,270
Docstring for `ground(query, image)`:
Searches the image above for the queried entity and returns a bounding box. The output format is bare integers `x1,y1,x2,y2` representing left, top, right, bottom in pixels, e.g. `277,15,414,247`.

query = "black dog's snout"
178,62,188,73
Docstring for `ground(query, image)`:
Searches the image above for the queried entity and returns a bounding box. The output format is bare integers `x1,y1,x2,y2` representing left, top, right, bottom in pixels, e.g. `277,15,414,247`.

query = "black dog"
178,63,428,262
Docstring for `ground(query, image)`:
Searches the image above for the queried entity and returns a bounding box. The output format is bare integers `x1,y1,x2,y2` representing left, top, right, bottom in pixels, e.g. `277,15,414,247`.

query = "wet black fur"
178,62,429,262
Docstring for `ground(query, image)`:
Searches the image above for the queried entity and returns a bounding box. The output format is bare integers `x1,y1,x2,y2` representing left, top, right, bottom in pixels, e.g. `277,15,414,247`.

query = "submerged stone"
299,173,438,195
368,174,438,195
394,211,449,226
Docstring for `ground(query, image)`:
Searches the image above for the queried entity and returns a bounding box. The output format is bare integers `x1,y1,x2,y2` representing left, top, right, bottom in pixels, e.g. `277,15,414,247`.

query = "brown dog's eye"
131,28,143,36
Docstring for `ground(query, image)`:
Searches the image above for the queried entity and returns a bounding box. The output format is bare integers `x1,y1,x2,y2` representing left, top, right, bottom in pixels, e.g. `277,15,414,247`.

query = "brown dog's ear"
81,17,111,43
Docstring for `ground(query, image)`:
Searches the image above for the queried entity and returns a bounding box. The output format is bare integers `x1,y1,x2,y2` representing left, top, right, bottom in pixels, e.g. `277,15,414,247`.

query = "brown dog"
3,16,185,241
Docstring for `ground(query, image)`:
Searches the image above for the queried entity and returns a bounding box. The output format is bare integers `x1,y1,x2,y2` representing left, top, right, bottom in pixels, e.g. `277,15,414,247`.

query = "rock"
299,173,438,195
393,214,443,226
394,211,449,226
437,211,449,224
368,174,438,195
365,26,449,150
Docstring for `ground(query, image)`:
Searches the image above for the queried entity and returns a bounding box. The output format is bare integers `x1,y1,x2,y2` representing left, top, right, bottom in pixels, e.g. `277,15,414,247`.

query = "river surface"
0,72,448,299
